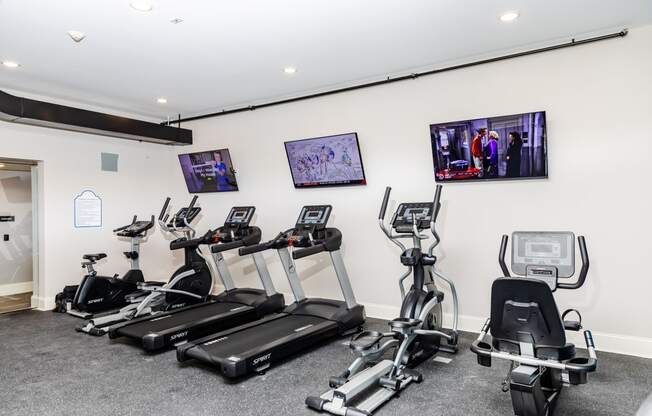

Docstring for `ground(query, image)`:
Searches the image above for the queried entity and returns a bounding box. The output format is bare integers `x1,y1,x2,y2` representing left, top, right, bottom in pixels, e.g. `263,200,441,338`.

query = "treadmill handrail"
292,243,325,260
211,240,245,253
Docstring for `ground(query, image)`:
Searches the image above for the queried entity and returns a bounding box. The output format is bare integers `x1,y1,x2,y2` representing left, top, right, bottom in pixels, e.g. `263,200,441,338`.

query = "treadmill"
107,206,285,352
177,205,365,378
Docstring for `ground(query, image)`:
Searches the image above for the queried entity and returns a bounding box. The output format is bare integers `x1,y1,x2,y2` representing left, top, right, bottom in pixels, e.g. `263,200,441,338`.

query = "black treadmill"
177,205,365,378
107,206,285,352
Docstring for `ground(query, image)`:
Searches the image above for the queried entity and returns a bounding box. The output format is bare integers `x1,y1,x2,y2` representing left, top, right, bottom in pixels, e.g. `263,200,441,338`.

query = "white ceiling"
0,0,650,120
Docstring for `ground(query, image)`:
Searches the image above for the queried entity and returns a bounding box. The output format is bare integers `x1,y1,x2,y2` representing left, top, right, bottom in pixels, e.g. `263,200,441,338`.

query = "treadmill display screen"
296,205,332,226
225,206,255,226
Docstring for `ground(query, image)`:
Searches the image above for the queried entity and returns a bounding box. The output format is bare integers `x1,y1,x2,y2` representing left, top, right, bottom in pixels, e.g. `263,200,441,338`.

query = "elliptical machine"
471,232,598,416
67,215,155,318
307,185,459,416
76,196,215,335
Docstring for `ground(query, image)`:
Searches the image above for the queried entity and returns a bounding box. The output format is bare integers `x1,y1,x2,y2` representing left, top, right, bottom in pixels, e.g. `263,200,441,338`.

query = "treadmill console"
392,203,433,232
296,205,332,232
168,207,201,228
224,206,255,228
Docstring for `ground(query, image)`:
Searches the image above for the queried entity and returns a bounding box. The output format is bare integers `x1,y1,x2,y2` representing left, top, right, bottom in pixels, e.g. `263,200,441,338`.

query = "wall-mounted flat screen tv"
430,111,548,182
178,148,239,193
284,132,367,188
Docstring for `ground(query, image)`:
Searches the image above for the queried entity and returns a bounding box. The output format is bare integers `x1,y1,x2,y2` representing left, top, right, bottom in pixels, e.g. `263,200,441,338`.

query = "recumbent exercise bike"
471,231,598,416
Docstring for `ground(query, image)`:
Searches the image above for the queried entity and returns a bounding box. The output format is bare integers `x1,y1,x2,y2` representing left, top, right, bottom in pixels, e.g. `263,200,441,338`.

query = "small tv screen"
430,111,548,182
284,132,367,188
178,149,238,193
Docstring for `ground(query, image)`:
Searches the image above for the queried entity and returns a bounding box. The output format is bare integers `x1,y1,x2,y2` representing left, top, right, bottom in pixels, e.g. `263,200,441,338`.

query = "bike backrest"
490,278,566,349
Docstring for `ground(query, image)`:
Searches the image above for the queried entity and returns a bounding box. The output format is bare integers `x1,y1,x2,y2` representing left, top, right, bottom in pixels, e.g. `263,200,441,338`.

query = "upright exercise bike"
471,231,598,416
77,196,215,335
67,215,155,318
307,185,459,416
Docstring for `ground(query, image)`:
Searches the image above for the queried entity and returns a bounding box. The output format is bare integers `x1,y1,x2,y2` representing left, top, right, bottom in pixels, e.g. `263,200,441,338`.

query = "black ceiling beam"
167,29,628,124
0,89,192,145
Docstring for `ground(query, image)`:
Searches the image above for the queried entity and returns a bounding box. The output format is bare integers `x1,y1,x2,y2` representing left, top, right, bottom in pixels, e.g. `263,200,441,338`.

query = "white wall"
0,170,33,294
0,123,178,308
173,25,652,357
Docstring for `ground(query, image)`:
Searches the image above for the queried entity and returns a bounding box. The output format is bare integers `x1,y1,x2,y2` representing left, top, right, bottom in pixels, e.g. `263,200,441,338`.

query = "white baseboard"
0,281,33,296
361,300,652,359
32,295,55,311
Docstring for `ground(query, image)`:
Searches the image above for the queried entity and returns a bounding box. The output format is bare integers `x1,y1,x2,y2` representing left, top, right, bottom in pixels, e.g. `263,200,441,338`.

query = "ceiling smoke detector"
67,31,86,43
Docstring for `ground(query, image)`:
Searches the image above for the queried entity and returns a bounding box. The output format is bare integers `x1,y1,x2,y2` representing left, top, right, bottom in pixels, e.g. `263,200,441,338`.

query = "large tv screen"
284,132,367,188
430,111,548,182
178,149,239,193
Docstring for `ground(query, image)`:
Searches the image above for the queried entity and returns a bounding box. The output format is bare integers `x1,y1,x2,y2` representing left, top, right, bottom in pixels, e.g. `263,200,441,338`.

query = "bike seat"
389,317,422,330
83,253,107,261
349,331,385,352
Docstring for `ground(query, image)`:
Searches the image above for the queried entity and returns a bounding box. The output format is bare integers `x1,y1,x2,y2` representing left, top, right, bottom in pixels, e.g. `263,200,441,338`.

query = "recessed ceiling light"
170,18,183,24
130,1,153,12
284,67,297,74
67,30,86,43
157,97,168,104
500,11,519,22
1,61,20,68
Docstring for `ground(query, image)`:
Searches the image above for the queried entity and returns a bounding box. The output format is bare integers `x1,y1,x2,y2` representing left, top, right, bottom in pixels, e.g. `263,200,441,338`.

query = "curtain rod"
166,29,628,125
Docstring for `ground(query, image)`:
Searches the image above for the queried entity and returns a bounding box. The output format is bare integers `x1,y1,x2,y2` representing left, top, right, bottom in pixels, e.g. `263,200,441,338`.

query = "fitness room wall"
0,2,651,416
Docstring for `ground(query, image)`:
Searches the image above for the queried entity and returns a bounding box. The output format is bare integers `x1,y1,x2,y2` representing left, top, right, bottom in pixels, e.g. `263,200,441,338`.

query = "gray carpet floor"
0,310,650,416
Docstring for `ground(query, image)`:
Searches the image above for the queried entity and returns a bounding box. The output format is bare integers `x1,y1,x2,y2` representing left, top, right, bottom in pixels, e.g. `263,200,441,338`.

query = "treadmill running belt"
182,314,339,378
111,301,258,351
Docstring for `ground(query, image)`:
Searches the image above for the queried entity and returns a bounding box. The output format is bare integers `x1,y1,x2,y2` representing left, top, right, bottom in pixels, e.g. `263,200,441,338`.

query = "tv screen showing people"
430,111,548,182
284,132,367,188
178,149,239,193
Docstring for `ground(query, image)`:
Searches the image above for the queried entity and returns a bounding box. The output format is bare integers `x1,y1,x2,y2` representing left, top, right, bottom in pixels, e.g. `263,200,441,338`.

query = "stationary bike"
76,196,215,335
67,215,155,318
307,185,459,416
471,232,597,416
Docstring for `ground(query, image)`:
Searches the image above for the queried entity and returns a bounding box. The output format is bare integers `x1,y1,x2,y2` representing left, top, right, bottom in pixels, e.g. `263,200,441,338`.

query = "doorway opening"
0,157,39,314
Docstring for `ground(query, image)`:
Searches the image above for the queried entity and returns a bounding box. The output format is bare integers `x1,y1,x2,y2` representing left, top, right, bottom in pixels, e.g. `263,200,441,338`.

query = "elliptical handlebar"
432,184,442,222
557,235,589,290
159,197,171,221
379,187,392,220
187,195,198,211
427,185,443,255
499,235,511,277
